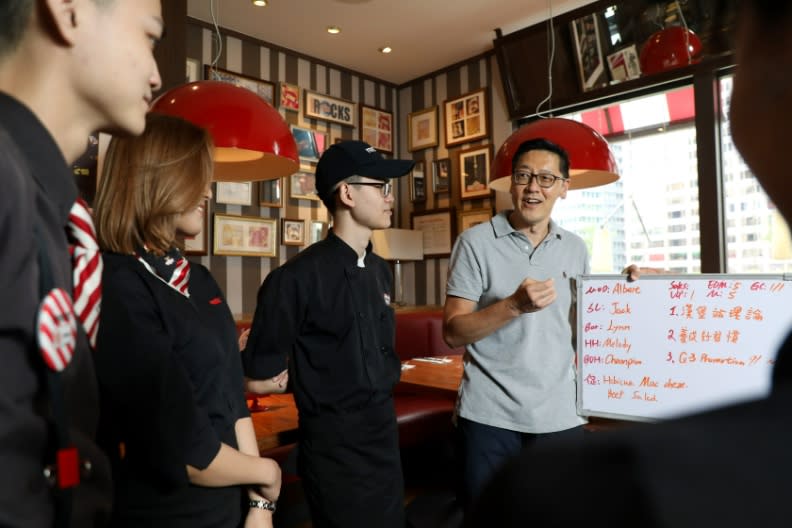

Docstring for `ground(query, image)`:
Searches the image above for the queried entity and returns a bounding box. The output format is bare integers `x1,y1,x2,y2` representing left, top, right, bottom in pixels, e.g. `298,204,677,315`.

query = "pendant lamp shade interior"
150,80,299,182
489,118,619,192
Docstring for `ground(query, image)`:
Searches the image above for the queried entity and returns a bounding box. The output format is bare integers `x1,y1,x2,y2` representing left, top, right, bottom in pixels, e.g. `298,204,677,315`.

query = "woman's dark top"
95,253,249,527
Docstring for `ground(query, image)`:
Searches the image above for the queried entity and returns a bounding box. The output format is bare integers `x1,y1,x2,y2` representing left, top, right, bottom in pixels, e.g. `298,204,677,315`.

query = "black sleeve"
199,266,250,422
95,266,220,487
242,268,294,380
0,139,51,524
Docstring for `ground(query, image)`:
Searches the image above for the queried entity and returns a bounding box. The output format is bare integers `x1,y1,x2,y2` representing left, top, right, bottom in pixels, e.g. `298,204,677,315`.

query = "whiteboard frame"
576,273,792,422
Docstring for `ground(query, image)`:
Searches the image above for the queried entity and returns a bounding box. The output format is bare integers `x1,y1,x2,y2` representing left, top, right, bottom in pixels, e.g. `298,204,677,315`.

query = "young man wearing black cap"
243,140,414,527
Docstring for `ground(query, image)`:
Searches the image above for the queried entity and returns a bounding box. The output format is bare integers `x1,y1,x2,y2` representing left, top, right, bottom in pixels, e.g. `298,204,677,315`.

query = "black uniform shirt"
96,254,249,526
0,92,111,527
243,231,400,416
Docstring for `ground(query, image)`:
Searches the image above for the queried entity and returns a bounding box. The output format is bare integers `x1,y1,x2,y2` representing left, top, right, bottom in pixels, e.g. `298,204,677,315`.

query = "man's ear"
337,183,355,208
41,0,81,47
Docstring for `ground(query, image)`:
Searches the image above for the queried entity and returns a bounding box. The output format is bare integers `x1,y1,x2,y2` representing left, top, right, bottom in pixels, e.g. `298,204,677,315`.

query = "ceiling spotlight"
379,46,392,54
327,26,341,34
252,0,267,6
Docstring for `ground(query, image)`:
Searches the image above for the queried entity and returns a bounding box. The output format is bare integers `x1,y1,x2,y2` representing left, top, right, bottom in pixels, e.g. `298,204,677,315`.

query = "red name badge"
37,288,77,372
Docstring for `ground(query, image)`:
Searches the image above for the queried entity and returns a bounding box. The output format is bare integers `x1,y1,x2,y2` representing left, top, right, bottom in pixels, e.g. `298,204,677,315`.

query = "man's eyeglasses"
348,181,392,196
512,171,567,188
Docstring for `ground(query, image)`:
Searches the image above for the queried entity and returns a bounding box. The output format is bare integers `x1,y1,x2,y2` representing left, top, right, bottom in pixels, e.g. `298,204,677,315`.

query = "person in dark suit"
466,1,792,526
0,1,162,526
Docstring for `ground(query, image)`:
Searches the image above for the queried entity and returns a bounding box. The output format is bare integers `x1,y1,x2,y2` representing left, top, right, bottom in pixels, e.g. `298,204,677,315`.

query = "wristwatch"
249,498,277,512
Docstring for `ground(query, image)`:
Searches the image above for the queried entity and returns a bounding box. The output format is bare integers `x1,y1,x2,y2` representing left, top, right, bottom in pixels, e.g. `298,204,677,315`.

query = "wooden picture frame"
290,172,321,201
304,90,356,127
410,208,454,258
282,218,306,246
360,105,393,154
279,82,300,111
291,125,319,163
433,157,450,193
458,207,493,234
259,178,283,208
410,160,426,203
183,201,209,256
215,181,252,206
204,65,275,105
408,106,439,152
443,88,488,148
458,144,493,200
308,220,328,245
570,13,608,92
213,213,277,257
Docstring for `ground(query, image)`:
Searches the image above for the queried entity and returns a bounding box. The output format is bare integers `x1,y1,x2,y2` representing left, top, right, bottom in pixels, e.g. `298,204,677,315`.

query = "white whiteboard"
577,274,792,421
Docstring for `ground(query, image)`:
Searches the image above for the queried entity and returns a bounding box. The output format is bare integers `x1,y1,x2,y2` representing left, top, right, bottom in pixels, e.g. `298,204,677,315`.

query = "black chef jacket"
243,230,405,527
243,230,401,416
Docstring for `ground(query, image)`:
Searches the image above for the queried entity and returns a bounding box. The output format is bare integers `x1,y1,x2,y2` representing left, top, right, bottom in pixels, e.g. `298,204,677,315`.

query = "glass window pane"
554,85,701,273
720,76,792,273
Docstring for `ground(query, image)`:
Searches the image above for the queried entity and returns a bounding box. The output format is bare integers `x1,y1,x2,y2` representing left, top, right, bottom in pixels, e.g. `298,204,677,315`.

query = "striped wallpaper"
187,21,515,315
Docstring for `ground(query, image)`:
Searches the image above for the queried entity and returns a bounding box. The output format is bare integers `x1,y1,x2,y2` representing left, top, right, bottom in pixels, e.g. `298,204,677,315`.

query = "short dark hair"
511,138,570,179
0,0,34,57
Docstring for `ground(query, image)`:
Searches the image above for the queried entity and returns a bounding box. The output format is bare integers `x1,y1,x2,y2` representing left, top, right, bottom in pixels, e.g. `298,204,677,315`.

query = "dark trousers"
456,417,584,510
298,398,405,528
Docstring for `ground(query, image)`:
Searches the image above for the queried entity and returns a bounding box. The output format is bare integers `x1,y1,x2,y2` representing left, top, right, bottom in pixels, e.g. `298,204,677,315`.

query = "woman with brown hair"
93,113,281,527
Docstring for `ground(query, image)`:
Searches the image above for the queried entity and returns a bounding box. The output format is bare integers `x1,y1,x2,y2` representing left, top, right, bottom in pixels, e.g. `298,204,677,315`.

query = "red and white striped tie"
66,198,102,350
171,257,190,297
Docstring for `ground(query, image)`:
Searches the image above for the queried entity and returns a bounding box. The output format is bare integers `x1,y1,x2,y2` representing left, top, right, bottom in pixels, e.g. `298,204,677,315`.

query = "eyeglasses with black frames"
348,181,392,196
512,170,567,188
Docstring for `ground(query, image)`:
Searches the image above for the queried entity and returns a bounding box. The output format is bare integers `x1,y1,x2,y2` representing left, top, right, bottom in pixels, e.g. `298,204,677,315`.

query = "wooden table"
399,355,463,394
249,394,299,453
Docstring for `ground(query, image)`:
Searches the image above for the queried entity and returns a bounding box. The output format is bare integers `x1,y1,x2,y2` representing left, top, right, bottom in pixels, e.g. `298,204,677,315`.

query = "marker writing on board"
562,271,567,279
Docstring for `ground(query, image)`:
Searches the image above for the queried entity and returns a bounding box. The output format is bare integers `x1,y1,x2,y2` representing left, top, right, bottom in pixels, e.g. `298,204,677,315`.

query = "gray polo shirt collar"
492,210,564,241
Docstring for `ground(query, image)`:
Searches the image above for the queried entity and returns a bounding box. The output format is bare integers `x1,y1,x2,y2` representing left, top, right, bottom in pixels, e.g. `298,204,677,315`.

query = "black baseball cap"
315,140,415,201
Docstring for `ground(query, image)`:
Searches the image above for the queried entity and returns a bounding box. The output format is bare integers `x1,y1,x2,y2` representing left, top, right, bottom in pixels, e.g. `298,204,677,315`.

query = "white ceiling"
187,0,598,85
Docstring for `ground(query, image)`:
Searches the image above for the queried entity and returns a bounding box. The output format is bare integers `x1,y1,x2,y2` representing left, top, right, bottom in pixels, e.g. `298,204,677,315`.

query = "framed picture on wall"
308,220,328,245
408,106,439,152
433,157,450,193
304,90,356,127
458,207,493,234
410,161,426,203
313,130,329,158
213,214,277,257
291,125,319,162
606,44,641,82
443,88,488,148
186,58,200,83
259,178,283,208
204,65,275,105
282,218,306,246
290,172,321,201
410,208,454,258
279,82,300,111
215,181,252,206
360,105,393,154
570,13,608,91
458,144,493,200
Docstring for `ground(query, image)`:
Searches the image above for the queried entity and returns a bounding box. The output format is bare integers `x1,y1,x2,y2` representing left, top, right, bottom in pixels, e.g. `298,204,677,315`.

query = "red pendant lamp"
151,80,299,182
639,26,703,76
489,118,619,192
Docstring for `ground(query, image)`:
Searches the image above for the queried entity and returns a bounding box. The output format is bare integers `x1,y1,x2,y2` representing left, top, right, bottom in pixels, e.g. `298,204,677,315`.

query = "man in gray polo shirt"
444,138,589,510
